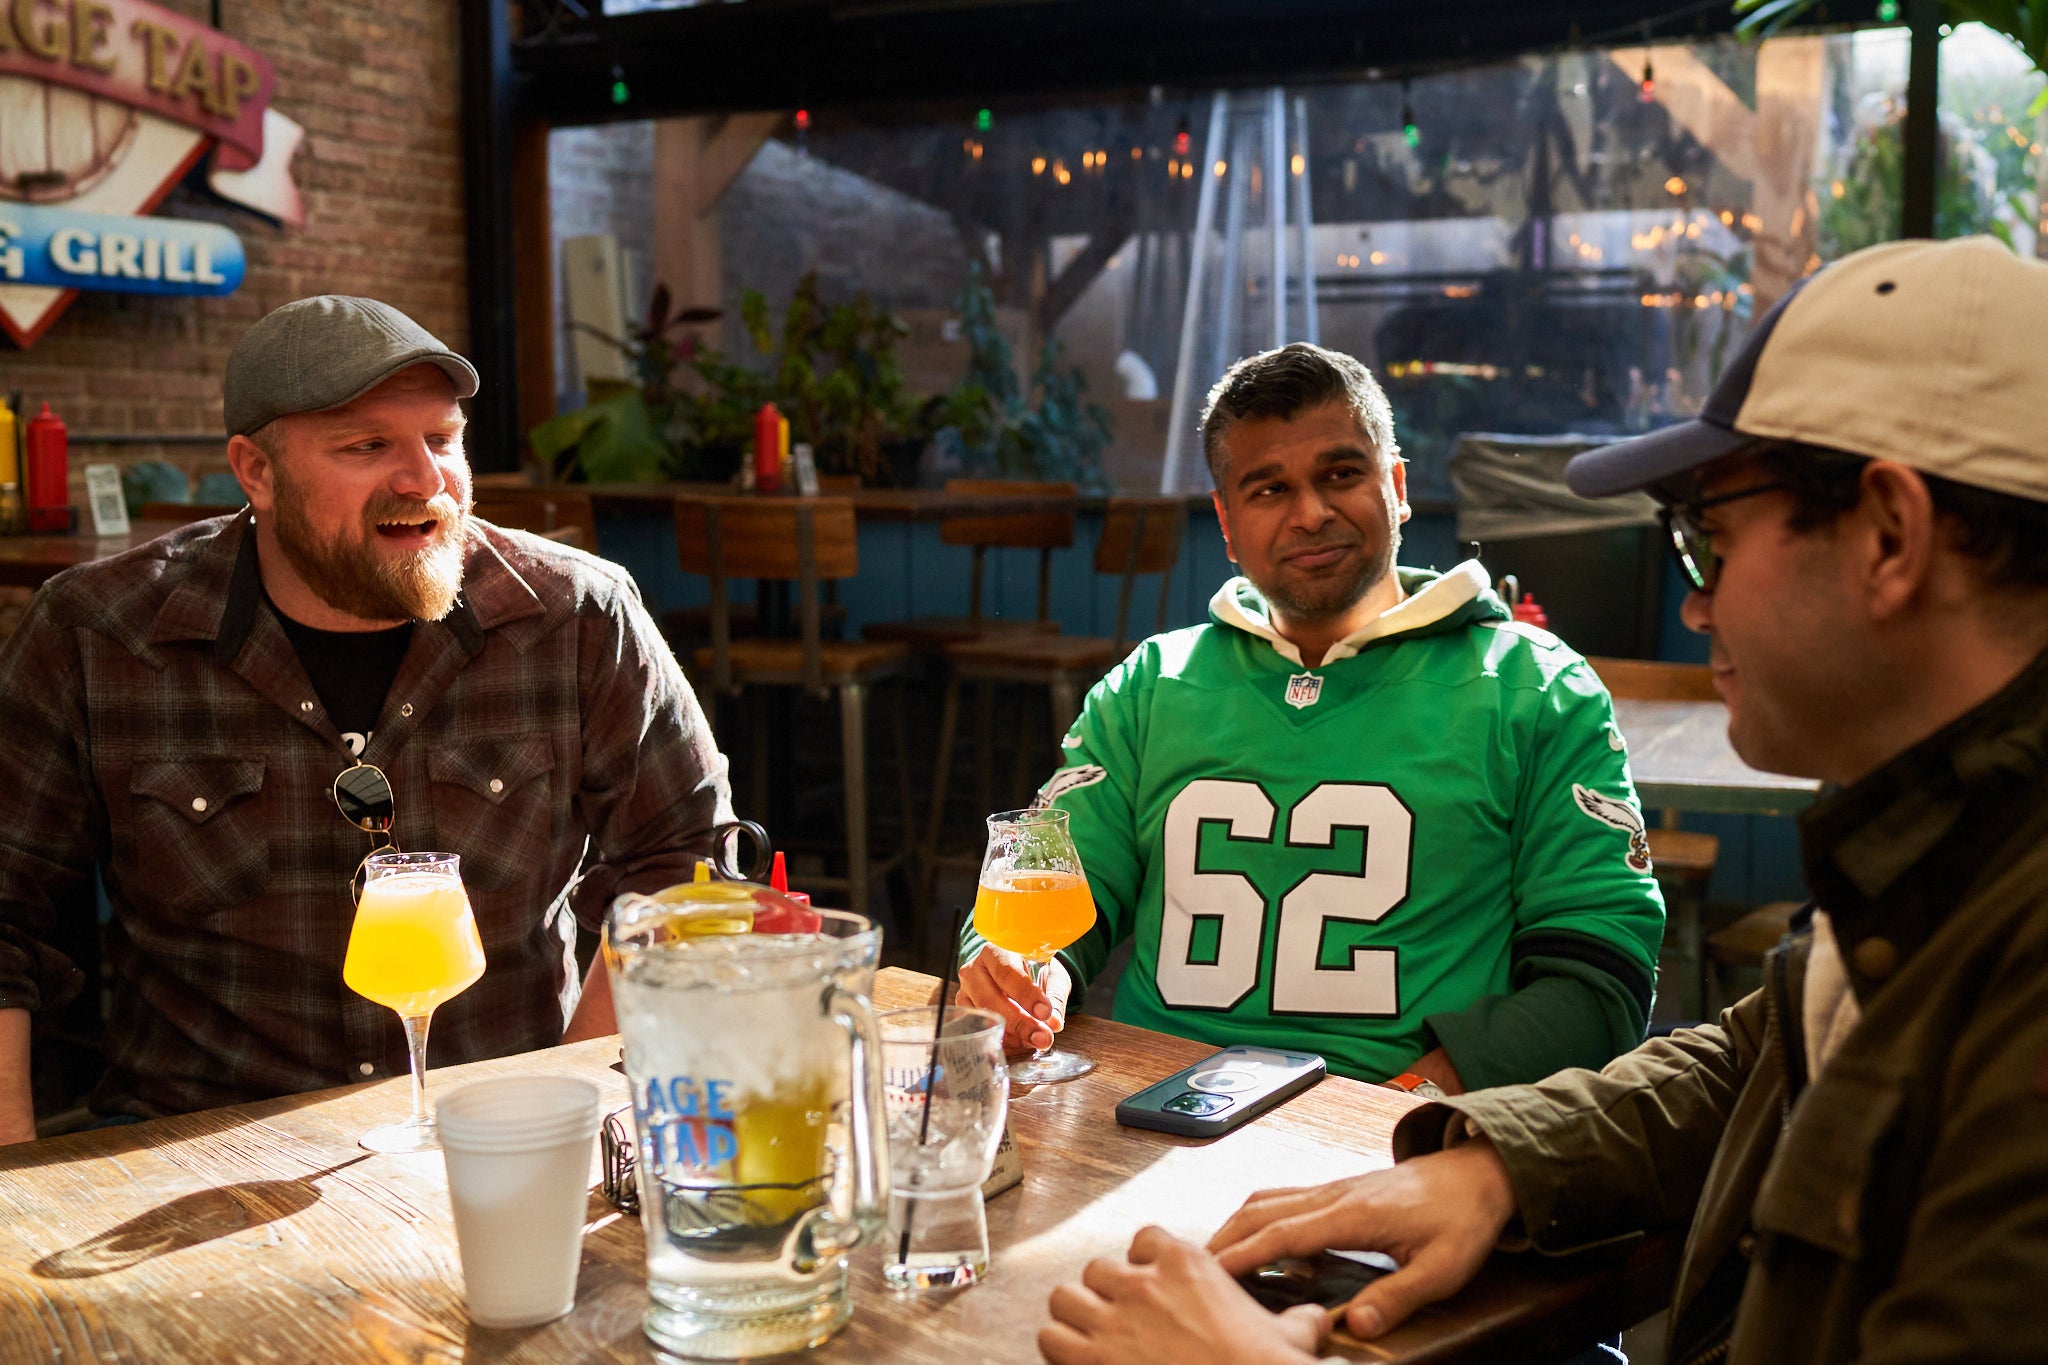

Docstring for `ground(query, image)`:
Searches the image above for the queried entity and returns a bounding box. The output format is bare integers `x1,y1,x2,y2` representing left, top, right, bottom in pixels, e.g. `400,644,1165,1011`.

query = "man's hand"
950,946,1070,1054
1040,1226,1329,1365
1207,1142,1518,1341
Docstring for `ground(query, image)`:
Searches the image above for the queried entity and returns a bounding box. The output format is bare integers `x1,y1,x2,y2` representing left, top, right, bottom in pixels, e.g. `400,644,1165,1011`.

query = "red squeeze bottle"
752,403,783,493
752,850,820,934
25,403,70,533
1513,592,1550,629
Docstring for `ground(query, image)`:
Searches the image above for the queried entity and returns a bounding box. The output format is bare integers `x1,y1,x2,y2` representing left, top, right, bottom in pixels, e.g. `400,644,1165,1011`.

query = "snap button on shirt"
190,797,208,813
1852,936,1899,981
488,778,504,794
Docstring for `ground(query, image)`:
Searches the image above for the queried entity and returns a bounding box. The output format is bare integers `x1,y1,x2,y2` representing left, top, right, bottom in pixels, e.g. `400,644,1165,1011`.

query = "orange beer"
343,872,487,1016
972,869,1096,960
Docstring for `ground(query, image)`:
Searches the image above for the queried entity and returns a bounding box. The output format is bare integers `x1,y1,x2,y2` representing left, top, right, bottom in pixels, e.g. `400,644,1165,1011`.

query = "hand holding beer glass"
971,807,1098,1083
343,851,486,1153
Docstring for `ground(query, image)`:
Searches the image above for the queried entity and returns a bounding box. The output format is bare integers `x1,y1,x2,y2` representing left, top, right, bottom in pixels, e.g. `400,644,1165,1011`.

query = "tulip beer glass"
971,807,1098,1082
343,851,486,1153
607,884,889,1359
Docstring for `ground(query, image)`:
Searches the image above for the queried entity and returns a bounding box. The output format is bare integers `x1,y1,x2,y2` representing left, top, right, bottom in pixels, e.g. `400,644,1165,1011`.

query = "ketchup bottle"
25,403,71,533
752,403,783,494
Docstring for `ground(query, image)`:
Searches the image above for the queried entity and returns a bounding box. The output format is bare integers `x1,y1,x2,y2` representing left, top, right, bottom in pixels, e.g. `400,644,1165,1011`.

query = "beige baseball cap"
1567,237,2048,503
222,295,479,438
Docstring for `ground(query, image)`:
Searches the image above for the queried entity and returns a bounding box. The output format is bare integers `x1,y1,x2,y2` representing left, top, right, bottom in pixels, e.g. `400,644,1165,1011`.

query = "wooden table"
1614,698,1819,817
0,520,190,589
0,969,1676,1362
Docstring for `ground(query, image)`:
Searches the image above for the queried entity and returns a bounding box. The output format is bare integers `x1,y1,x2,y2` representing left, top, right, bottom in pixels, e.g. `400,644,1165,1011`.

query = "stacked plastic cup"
437,1076,604,1328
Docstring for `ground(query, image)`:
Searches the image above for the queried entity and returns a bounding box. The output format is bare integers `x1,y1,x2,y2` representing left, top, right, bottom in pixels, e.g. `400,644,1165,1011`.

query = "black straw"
897,905,969,1268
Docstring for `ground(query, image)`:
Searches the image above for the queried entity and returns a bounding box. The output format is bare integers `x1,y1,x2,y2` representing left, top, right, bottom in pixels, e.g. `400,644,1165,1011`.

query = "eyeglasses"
1658,481,1788,592
332,760,399,901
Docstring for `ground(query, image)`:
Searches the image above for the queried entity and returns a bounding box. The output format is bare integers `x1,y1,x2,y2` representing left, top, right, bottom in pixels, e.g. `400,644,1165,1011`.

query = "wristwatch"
1385,1072,1448,1101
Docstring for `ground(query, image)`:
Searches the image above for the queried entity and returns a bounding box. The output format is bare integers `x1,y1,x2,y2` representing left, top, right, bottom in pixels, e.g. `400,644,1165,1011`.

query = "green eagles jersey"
1004,567,1664,1084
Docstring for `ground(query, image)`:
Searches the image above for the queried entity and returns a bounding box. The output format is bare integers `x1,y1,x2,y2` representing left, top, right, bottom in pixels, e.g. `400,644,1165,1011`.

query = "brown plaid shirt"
0,515,731,1117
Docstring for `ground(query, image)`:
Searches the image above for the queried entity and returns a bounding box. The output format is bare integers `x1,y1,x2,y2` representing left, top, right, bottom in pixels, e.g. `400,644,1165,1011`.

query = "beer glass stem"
400,1011,433,1128
1027,956,1057,1060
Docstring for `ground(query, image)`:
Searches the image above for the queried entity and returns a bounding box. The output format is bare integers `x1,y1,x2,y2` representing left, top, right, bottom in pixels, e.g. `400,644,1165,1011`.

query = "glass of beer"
607,885,889,1360
972,807,1098,1083
343,850,487,1153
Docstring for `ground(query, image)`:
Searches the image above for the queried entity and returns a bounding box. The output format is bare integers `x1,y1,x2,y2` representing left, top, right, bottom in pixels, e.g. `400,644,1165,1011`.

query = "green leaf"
528,394,671,483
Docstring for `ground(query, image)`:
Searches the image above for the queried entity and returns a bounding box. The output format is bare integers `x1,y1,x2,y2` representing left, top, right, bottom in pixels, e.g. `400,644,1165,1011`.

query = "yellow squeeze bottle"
0,400,16,487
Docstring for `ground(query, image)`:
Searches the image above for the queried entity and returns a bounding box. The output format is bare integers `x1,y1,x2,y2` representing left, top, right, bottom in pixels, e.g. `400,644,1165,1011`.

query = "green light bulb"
1404,122,1420,149
1877,0,1898,18
976,108,992,132
611,78,629,106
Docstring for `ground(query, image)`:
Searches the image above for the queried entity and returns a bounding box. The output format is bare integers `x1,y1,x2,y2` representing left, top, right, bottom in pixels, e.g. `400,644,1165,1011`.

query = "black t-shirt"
270,604,415,755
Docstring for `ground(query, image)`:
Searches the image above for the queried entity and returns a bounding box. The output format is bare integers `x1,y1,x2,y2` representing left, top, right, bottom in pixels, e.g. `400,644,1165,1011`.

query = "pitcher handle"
806,984,890,1259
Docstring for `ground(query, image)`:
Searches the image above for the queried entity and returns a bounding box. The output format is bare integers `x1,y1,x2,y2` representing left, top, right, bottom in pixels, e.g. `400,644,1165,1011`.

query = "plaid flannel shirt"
0,514,731,1117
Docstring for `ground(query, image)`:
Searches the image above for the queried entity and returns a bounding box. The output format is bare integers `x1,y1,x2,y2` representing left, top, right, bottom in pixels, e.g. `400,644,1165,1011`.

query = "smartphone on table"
1114,1045,1325,1137
1237,1248,1398,1312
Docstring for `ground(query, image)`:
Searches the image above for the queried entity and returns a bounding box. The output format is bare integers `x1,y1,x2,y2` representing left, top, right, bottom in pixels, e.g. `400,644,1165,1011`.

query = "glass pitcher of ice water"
606,884,889,1359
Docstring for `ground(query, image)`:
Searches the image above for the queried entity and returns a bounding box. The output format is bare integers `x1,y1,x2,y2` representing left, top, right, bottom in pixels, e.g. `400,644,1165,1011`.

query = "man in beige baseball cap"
1037,237,2048,1365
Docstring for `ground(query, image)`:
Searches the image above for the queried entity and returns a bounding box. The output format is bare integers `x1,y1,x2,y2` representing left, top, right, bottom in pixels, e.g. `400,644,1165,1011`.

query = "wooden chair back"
471,487,599,549
938,479,1078,626
674,495,860,694
1585,656,1719,702
1096,497,1184,649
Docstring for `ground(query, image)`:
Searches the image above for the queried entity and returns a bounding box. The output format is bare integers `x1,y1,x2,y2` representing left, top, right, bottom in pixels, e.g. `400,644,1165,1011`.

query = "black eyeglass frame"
1658,480,1790,592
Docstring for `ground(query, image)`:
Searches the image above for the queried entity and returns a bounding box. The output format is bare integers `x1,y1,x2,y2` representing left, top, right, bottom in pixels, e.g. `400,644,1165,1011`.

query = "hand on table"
1040,1226,1329,1365
949,946,1071,1054
1208,1142,1518,1341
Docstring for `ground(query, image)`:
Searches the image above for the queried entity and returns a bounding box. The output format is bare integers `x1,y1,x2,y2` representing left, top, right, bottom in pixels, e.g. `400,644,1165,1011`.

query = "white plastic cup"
437,1076,604,1328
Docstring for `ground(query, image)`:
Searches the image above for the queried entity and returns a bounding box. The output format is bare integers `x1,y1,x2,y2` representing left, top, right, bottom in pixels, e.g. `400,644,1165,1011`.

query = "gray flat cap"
222,295,480,437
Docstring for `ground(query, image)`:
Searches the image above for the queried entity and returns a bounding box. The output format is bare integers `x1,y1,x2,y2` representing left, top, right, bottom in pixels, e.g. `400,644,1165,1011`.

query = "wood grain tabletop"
0,967,1675,1363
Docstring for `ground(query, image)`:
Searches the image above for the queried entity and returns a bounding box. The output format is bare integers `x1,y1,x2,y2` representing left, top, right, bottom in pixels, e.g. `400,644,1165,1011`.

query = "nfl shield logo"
1284,673,1323,709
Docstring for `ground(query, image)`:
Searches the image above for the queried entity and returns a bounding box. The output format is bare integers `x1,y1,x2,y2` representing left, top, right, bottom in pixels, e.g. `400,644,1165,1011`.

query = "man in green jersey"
956,343,1665,1094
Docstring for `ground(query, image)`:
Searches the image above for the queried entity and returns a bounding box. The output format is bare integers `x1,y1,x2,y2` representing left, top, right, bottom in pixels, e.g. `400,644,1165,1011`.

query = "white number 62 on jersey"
1157,779,1413,1015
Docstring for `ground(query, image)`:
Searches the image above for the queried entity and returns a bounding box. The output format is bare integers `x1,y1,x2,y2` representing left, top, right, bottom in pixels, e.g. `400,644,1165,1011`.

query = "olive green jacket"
1398,651,2048,1365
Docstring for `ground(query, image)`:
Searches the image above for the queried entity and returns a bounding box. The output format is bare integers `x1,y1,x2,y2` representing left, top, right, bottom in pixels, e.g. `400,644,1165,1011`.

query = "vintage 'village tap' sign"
0,0,304,346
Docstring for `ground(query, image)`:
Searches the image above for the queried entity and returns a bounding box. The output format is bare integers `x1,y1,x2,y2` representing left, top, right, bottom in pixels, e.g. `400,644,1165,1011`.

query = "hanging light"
976,107,993,132
1401,79,1419,149
610,63,629,107
1174,117,1191,157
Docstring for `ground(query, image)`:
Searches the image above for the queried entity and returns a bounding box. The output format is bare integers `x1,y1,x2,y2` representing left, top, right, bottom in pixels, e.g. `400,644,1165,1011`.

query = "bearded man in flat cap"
0,296,731,1142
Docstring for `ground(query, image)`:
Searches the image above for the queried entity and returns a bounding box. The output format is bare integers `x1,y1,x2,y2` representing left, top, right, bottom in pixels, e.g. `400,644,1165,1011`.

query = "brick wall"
0,0,469,496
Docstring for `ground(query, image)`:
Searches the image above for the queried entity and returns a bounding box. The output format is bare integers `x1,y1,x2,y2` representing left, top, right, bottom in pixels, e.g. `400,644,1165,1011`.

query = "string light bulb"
976,107,993,132
1401,80,1419,149
610,63,629,107
1174,117,1191,157
794,108,811,132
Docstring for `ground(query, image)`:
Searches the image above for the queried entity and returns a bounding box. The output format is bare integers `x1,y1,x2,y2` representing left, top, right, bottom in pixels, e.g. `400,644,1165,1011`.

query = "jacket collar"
1798,642,2048,1003
1208,559,1498,666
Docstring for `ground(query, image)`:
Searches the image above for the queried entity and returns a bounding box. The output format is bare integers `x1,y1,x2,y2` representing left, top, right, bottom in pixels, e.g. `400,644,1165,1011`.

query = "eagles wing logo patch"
1035,764,1108,808
1572,784,1653,872
1284,673,1324,709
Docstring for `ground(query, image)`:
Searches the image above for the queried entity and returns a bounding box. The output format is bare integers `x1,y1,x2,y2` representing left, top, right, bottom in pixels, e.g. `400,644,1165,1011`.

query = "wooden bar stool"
471,488,599,550
1585,655,1723,1019
920,498,1182,909
676,495,916,924
864,479,1077,647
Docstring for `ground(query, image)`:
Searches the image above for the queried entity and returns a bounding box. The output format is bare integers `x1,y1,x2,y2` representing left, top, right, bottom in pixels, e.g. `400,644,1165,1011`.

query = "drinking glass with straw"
880,909,1008,1289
